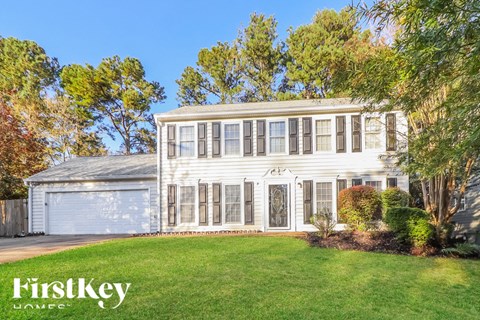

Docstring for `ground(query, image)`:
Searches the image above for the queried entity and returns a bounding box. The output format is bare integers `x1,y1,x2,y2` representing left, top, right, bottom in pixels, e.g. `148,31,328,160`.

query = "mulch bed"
306,231,439,256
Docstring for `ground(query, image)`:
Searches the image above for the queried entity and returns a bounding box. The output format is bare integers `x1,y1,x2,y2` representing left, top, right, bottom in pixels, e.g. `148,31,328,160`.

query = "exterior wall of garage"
30,179,158,234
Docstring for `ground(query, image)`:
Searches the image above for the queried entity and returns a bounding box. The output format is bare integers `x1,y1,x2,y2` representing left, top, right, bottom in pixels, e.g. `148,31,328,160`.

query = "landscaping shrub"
338,185,382,231
381,187,411,214
442,243,480,258
384,207,435,247
310,208,336,238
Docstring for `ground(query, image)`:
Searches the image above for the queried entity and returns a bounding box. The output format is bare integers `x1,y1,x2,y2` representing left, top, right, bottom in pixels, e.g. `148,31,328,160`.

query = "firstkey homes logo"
13,278,131,310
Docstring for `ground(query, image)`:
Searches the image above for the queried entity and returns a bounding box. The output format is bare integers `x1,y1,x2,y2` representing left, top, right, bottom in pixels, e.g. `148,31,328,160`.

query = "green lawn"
1,236,479,320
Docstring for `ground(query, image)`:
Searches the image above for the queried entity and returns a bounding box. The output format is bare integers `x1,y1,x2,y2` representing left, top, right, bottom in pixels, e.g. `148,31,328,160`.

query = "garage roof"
25,154,157,183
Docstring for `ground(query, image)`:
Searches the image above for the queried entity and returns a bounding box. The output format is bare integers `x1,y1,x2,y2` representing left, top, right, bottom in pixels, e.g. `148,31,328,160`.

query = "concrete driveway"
0,235,129,264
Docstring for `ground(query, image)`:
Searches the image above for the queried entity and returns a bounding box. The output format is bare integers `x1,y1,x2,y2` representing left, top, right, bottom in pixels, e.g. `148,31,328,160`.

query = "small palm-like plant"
310,207,336,238
441,243,480,258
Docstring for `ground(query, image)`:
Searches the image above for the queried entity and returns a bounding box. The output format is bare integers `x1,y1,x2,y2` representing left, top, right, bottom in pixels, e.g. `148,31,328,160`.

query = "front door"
268,184,289,228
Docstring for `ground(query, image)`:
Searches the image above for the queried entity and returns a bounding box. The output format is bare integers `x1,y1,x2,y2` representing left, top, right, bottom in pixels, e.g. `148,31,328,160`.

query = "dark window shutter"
387,178,398,188
336,116,346,153
167,124,176,159
198,122,207,158
351,115,362,152
257,120,266,156
167,184,177,226
199,183,208,225
289,118,299,155
212,183,222,225
244,181,254,225
303,180,313,224
337,179,347,222
352,178,362,186
212,122,221,157
243,120,253,156
386,113,397,151
302,117,312,154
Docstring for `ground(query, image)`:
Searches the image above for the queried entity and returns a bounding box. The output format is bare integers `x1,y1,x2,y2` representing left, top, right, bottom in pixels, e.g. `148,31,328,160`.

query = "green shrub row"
384,207,435,247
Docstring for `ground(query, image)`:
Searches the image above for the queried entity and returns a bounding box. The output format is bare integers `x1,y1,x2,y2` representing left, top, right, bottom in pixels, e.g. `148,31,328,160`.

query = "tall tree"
286,8,373,99
176,42,243,105
352,0,480,238
237,13,284,102
61,56,166,155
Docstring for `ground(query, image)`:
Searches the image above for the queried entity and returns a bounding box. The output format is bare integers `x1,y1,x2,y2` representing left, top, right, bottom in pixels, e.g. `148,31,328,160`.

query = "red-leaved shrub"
338,185,382,230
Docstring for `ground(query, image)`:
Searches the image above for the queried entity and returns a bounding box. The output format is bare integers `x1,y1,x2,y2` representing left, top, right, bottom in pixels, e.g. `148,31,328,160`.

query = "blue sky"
0,0,365,151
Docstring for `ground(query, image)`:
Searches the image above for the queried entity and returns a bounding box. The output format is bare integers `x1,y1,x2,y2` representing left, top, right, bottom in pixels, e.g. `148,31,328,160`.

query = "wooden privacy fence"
0,199,28,237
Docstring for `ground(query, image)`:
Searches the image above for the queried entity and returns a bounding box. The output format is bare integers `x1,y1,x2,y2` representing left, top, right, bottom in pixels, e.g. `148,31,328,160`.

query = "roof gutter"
154,104,387,123
24,174,157,184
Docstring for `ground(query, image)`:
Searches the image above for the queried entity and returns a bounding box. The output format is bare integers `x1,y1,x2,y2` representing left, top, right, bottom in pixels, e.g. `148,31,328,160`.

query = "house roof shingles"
25,154,157,183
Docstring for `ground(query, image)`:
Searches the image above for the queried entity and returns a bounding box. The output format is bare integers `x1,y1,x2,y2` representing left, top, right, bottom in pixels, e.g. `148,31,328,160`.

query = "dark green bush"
384,207,435,247
381,187,411,214
338,185,382,230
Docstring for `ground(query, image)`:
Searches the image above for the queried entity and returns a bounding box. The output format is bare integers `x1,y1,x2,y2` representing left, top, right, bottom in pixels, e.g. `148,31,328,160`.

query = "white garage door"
46,189,150,234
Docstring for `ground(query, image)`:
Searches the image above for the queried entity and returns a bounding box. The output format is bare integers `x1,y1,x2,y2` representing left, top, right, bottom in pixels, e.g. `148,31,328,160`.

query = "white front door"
265,182,293,231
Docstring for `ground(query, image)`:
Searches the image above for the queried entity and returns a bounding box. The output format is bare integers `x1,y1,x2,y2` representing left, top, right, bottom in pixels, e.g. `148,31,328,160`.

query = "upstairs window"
225,185,241,223
179,126,195,157
180,186,195,224
269,121,286,153
365,117,382,149
224,124,240,155
316,119,332,151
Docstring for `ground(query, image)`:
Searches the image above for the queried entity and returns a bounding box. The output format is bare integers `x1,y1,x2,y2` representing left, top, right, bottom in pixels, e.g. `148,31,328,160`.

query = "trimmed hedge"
384,207,435,247
381,187,411,214
338,185,382,230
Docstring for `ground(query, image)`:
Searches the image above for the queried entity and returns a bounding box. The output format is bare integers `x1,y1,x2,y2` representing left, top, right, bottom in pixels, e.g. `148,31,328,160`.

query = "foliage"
352,0,480,236
0,105,47,199
338,185,382,230
310,207,336,238
442,243,480,258
286,8,374,99
61,55,166,155
384,207,435,247
177,8,378,105
381,187,411,214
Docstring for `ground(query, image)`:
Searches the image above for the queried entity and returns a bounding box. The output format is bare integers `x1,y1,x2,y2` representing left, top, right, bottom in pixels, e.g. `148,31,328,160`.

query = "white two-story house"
154,98,408,233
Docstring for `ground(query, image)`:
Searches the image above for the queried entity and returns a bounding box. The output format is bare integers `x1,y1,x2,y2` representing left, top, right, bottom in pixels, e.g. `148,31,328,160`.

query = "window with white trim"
225,185,241,223
365,181,382,192
180,186,195,223
316,182,332,214
179,126,195,157
316,119,331,151
224,124,240,155
269,121,286,153
453,196,466,211
365,117,382,149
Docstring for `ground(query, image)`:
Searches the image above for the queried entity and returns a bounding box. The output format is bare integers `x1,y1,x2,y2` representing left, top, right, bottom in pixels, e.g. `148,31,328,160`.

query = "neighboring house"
154,99,409,233
25,98,410,235
452,176,480,243
25,154,158,235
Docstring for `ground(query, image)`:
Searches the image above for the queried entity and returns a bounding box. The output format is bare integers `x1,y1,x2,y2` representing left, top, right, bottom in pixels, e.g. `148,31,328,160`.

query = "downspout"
156,118,163,233
27,182,33,234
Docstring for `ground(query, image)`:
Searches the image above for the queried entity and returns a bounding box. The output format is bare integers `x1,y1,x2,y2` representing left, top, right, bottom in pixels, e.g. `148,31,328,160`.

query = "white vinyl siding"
316,120,331,151
269,121,286,153
180,186,195,224
224,124,240,156
365,117,382,149
316,182,332,214
365,180,382,192
179,126,195,157
225,185,241,223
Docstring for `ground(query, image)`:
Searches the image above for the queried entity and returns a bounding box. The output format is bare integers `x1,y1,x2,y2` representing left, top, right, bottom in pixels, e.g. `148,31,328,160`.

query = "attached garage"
25,154,158,235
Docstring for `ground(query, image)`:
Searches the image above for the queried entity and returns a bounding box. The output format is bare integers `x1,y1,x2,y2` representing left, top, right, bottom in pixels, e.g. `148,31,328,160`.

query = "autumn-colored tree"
0,105,46,199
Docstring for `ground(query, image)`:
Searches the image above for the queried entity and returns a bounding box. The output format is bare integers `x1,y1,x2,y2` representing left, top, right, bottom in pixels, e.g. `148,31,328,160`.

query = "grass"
1,236,480,319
